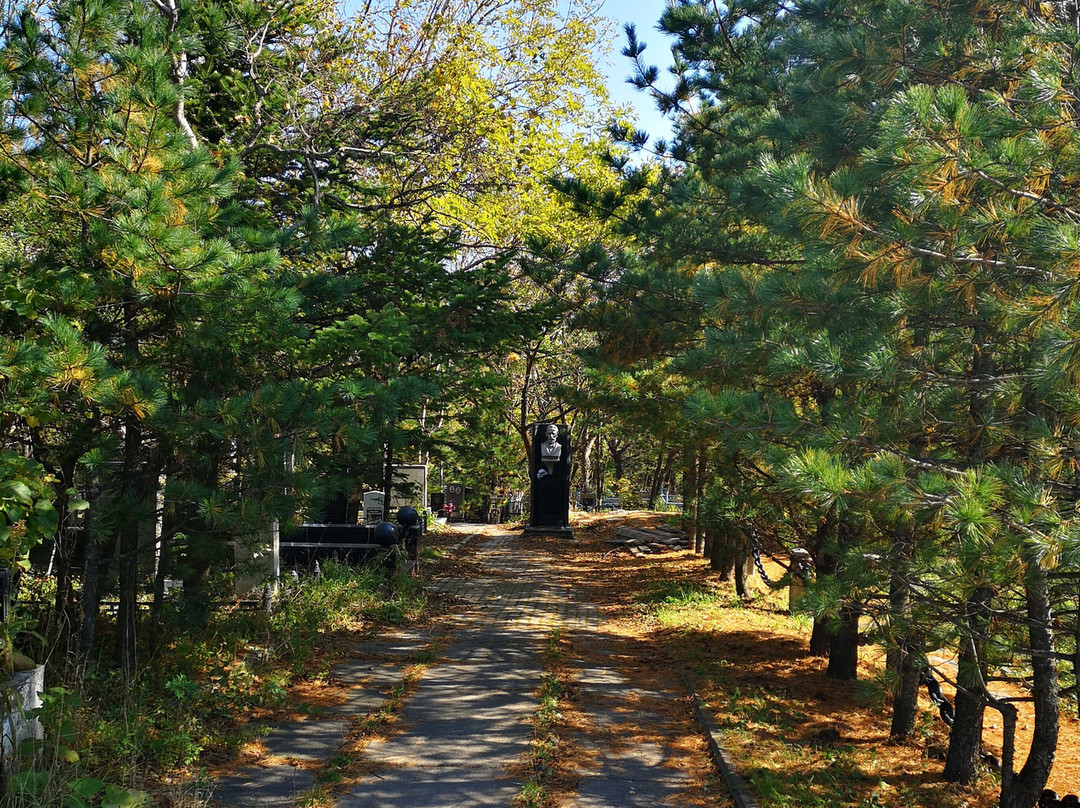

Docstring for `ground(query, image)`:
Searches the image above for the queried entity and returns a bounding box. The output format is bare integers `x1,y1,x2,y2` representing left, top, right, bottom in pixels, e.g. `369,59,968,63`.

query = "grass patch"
518,628,565,808
637,580,726,606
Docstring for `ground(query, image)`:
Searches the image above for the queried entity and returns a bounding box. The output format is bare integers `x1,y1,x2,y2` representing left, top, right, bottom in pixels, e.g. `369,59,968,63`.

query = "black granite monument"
525,422,572,537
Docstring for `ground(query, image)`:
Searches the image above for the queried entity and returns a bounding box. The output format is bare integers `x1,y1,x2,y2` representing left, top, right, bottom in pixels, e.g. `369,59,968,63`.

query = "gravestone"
362,491,384,524
234,521,280,597
389,464,428,511
525,423,572,537
444,483,466,519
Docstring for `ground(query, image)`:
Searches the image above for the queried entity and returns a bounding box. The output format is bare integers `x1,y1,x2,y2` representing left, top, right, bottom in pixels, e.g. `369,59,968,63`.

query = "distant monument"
526,423,572,537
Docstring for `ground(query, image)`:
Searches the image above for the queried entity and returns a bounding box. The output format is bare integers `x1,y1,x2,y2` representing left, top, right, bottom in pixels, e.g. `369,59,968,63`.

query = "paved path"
210,526,727,808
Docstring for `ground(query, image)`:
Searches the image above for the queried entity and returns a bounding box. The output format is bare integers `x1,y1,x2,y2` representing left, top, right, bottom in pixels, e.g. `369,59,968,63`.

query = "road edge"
680,668,761,808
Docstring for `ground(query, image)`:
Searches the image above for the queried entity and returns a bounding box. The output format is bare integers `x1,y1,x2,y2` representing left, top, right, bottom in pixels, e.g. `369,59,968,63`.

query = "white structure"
389,465,428,510
362,491,384,524
234,522,280,597
2,664,44,775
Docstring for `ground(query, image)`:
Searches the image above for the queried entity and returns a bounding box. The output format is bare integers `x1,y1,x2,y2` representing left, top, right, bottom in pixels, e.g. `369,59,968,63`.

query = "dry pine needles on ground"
557,511,1080,808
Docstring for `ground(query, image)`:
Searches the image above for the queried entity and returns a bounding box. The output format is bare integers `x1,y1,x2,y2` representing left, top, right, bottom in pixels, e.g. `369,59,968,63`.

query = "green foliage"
0,0,616,693
573,0,1080,795
0,0,626,802
4,687,151,808
27,559,428,795
0,452,59,570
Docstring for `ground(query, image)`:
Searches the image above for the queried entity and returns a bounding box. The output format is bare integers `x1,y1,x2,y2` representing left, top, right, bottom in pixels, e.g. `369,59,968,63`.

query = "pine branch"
808,190,1047,279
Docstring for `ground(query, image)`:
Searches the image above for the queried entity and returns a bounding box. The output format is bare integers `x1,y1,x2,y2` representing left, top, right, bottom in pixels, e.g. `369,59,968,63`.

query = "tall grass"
2,561,429,807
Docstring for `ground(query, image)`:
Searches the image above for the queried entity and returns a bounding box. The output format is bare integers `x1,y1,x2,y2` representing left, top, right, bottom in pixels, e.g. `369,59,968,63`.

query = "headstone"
525,423,572,537
389,464,428,510
444,483,466,519
234,522,279,597
319,494,350,524
362,491,384,524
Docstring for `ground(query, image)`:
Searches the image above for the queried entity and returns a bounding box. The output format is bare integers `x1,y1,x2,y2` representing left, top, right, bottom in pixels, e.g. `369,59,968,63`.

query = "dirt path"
209,522,731,808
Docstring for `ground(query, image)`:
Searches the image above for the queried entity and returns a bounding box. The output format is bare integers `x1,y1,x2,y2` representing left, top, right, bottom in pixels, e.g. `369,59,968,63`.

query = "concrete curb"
680,668,761,808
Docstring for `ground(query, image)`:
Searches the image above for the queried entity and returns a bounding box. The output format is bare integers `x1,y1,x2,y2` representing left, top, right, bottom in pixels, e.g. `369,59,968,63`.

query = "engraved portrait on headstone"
526,422,572,537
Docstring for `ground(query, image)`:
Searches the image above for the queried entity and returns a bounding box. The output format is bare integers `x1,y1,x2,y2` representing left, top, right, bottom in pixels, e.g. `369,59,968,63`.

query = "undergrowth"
3,560,429,807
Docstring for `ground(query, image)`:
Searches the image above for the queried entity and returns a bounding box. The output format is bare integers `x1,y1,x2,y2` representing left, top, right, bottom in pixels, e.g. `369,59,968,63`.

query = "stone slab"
330,659,403,687
402,686,536,716
351,630,433,657
570,744,691,807
315,687,388,717
344,769,522,808
210,764,316,808
361,718,532,767
259,720,348,760
412,664,538,691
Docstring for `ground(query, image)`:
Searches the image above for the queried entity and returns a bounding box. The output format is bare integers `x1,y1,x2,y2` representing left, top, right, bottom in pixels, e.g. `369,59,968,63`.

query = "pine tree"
582,0,1080,802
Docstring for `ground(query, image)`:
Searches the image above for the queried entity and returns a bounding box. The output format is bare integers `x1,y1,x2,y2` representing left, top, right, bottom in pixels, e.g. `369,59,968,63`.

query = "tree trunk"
579,432,596,501
608,436,626,484
827,604,860,680
809,620,833,657
80,537,100,659
999,558,1059,808
149,530,171,660
684,452,698,542
825,520,860,680
647,446,666,509
114,417,143,676
995,700,1020,805
944,585,992,784
733,532,754,598
659,450,676,505
809,515,836,657
711,521,736,576
695,451,708,554
888,524,920,738
890,649,923,738
945,326,995,782
1075,573,1080,721
31,434,81,658
79,486,114,661
149,469,178,660
47,460,79,654
594,433,603,504
945,643,987,784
